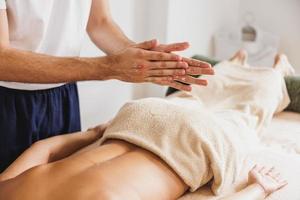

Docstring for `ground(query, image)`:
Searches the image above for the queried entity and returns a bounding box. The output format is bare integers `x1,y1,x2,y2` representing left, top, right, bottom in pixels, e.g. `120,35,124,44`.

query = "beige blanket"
179,113,300,199
99,61,290,195
179,149,300,200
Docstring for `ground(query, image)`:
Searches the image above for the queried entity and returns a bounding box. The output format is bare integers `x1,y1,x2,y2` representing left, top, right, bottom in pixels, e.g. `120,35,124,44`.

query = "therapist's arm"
0,9,109,84
0,10,204,91
87,0,214,90
87,0,189,55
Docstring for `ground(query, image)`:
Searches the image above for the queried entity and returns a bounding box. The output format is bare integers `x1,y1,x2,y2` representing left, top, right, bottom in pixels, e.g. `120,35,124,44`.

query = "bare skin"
273,54,296,76
229,49,249,66
220,165,288,200
0,0,214,91
0,52,291,200
0,130,187,200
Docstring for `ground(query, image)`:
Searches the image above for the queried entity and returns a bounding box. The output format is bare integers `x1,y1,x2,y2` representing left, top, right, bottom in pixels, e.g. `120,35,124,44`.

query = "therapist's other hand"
151,42,212,72
150,41,214,91
107,39,189,88
107,39,214,91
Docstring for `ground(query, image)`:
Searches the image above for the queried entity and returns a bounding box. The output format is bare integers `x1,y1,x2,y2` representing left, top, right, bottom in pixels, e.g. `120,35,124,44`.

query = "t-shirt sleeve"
0,0,6,9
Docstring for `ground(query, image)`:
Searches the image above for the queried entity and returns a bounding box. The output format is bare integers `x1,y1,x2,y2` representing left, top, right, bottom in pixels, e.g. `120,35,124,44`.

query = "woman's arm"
220,165,288,200
0,126,106,181
220,184,266,200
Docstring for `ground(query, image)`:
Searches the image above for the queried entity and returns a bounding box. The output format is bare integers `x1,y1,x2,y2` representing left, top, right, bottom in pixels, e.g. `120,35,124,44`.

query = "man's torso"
0,0,92,90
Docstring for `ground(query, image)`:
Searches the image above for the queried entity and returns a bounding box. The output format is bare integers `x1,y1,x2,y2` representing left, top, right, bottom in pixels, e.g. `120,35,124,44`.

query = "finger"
135,39,159,50
259,166,267,174
145,76,173,83
278,181,288,189
252,164,259,171
187,67,215,76
266,167,275,175
183,57,212,68
144,51,182,61
148,61,188,70
174,75,208,86
154,42,190,53
156,80,192,92
263,167,272,175
274,172,281,179
168,81,192,92
254,164,263,172
148,69,186,77
277,178,286,183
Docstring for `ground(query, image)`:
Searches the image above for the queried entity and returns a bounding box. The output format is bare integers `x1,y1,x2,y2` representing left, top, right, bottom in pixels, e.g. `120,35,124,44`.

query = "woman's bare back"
1,147,105,200
0,140,129,200
1,139,186,200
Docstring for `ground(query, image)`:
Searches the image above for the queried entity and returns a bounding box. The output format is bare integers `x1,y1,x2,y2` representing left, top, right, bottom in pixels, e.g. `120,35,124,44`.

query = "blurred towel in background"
214,27,280,67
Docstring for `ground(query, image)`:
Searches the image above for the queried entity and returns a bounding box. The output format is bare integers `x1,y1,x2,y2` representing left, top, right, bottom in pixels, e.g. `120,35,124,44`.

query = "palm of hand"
248,165,288,196
112,40,213,91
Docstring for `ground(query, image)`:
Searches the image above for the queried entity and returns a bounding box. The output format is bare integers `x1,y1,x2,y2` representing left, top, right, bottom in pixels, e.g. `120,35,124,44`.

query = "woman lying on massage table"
0,51,292,200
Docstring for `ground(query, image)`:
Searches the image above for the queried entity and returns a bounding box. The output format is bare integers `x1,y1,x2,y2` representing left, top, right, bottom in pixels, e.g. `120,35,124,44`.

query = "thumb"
135,39,159,50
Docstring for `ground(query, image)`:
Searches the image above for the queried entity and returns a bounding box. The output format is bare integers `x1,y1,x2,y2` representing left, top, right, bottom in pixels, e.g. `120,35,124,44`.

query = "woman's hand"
248,165,288,197
106,39,214,91
88,121,112,139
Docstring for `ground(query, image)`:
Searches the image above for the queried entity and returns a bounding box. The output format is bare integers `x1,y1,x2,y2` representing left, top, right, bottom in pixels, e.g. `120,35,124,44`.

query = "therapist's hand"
107,39,190,89
107,39,214,91
151,42,214,91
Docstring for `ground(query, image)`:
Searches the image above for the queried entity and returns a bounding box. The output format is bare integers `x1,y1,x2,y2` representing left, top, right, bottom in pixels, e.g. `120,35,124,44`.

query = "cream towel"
99,61,290,195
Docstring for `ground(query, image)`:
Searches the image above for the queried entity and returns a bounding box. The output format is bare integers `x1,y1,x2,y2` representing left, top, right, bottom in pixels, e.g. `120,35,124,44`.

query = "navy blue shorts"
0,83,81,172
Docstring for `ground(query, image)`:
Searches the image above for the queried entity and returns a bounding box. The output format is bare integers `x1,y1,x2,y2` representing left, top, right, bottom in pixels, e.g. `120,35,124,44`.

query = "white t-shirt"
0,0,92,90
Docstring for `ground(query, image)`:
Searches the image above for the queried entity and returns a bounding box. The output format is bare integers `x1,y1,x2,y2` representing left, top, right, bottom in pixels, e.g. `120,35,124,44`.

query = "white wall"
166,0,240,57
239,0,300,73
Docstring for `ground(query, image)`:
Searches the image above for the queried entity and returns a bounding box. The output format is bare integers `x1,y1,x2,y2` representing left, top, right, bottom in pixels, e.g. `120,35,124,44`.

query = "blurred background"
79,0,300,129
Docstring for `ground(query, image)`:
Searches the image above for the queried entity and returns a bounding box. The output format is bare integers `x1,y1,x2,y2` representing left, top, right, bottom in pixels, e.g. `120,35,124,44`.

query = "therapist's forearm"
0,47,112,83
